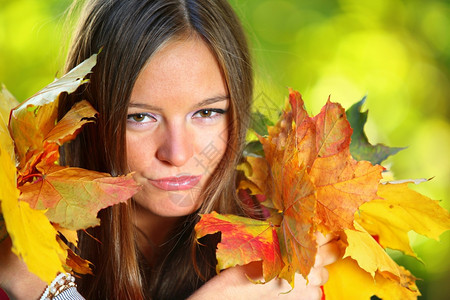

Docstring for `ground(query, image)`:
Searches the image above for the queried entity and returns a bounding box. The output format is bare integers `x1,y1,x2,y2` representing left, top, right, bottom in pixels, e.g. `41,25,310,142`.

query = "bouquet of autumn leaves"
1,54,449,299
0,55,140,284
195,89,450,299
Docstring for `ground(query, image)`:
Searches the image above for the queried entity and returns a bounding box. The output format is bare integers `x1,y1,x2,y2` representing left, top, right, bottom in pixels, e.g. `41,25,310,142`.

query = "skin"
126,34,339,298
190,232,341,300
0,237,47,300
0,35,339,300
126,35,229,252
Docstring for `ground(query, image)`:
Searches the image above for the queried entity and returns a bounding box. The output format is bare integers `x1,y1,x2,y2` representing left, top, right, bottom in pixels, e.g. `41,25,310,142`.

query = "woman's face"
126,36,229,218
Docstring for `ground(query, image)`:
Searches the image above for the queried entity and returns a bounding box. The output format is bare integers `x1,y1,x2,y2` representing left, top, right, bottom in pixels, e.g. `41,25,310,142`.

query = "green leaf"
250,110,274,136
243,140,264,157
346,97,404,165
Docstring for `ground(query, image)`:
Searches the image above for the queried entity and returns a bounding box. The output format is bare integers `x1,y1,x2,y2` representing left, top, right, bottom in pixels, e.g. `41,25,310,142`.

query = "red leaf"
195,212,284,283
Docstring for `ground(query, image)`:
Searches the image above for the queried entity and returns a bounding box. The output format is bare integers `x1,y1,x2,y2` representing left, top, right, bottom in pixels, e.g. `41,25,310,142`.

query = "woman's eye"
199,110,213,117
193,109,226,119
127,113,156,123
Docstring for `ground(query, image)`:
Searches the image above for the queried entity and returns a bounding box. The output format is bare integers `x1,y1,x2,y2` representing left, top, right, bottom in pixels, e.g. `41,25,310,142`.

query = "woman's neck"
132,203,181,264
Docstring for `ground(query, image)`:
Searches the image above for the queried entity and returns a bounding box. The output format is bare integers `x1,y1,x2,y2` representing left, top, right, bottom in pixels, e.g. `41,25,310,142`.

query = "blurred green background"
0,0,449,299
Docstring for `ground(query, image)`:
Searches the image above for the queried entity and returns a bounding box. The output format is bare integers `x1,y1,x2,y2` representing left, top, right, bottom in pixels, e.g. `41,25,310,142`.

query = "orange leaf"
311,150,382,232
19,163,139,229
310,100,383,233
274,159,317,283
195,212,283,283
255,89,382,279
44,100,97,146
206,89,385,288
10,54,97,170
255,90,318,282
57,237,92,275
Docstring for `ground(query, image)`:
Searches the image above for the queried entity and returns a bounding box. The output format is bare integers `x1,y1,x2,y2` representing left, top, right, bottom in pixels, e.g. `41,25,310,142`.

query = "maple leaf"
0,85,19,242
256,89,382,282
1,54,141,284
324,257,420,300
1,85,66,284
44,99,97,146
2,196,66,284
53,224,79,246
57,237,93,275
307,95,383,233
198,89,383,287
356,181,450,257
346,97,404,165
9,54,97,171
19,163,139,229
343,221,402,279
195,212,283,283
258,90,382,234
196,88,450,299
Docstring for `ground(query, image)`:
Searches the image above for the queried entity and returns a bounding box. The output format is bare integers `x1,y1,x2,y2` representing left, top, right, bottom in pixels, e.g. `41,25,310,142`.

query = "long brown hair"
59,0,253,299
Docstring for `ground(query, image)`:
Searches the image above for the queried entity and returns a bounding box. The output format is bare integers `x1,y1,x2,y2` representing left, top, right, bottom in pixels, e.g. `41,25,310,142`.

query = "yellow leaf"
237,156,269,196
356,182,450,257
1,85,65,284
0,85,18,241
324,257,420,300
0,85,19,122
343,221,401,279
2,193,66,284
54,224,79,246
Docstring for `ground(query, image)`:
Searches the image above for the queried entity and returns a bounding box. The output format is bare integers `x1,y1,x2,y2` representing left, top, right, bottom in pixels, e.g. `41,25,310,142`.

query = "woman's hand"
189,232,341,300
0,237,47,300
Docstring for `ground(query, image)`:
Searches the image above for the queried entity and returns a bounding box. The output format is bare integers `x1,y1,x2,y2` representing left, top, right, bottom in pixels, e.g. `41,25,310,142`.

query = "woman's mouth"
149,175,202,191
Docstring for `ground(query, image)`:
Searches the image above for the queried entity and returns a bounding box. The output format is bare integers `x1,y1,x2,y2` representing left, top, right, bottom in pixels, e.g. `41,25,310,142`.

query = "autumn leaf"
53,224,79,247
308,96,383,233
0,85,19,242
249,110,274,137
237,156,270,197
9,54,97,171
1,54,141,284
44,100,97,146
343,221,401,279
258,90,382,235
256,90,382,282
19,163,139,229
1,190,66,284
346,97,404,165
195,212,283,283
57,237,92,275
356,181,450,257
196,89,449,297
13,99,98,182
198,89,384,287
0,85,19,122
324,257,420,300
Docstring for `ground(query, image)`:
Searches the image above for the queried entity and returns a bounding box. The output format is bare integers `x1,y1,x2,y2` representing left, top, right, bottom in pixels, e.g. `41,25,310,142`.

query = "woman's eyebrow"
128,103,163,112
128,95,230,111
192,95,230,109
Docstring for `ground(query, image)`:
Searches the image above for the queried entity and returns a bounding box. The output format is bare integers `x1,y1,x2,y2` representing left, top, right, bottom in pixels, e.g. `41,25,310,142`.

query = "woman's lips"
149,175,202,191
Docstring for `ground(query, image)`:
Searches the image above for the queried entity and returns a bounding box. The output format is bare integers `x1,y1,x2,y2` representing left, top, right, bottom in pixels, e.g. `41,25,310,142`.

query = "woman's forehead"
129,36,228,109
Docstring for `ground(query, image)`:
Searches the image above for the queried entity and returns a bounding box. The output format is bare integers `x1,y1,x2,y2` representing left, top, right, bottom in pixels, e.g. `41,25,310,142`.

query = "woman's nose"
155,124,193,167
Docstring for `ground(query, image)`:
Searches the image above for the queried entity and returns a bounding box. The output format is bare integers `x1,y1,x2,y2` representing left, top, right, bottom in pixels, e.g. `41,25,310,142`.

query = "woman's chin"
135,190,202,218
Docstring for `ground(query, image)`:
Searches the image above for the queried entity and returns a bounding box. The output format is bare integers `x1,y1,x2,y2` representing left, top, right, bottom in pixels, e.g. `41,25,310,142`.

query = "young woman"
0,0,339,299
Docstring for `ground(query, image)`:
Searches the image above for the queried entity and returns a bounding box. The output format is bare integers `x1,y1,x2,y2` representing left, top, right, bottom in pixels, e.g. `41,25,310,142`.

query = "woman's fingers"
307,265,329,286
315,231,337,246
315,239,341,267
